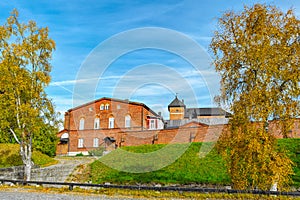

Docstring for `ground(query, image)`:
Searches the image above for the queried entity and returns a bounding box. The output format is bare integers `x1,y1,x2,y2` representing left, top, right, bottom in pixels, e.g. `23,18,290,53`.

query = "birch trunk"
20,142,33,181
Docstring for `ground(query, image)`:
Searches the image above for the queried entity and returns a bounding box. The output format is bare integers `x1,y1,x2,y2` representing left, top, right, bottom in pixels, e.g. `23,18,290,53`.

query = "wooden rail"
0,179,300,197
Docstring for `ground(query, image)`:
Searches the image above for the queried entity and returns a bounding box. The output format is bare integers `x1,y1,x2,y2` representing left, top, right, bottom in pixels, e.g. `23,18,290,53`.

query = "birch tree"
211,4,299,190
0,10,56,181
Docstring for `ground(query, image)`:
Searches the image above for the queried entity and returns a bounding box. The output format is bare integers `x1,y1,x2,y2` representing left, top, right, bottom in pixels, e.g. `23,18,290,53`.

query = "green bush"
32,125,58,157
89,147,105,156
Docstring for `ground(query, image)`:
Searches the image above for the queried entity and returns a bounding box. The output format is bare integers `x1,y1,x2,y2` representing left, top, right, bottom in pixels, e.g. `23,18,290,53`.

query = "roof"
168,96,185,110
67,97,160,117
184,108,231,118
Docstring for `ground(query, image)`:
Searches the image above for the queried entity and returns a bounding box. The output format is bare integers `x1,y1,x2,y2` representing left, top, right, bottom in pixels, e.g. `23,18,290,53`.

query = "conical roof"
168,96,185,111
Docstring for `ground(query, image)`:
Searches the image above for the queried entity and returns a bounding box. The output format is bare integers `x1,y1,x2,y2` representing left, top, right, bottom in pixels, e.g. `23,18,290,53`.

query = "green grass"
89,142,230,185
88,139,300,187
277,138,300,187
0,143,57,168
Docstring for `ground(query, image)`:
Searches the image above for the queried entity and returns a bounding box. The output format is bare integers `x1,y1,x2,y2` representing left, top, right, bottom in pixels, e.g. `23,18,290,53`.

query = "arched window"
100,104,104,110
94,118,100,129
105,103,110,110
109,117,114,129
79,118,85,130
125,115,131,128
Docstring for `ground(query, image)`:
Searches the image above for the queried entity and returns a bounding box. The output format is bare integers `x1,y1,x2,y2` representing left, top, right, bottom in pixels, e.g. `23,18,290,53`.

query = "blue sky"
0,0,299,120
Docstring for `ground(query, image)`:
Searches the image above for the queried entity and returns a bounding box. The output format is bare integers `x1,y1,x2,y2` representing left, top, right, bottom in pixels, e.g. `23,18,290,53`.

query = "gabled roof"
185,108,231,118
67,97,160,117
168,96,185,111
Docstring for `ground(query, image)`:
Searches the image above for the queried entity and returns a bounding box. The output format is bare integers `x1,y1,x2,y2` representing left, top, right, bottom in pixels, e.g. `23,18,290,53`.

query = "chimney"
64,112,70,130
182,99,184,104
158,112,162,116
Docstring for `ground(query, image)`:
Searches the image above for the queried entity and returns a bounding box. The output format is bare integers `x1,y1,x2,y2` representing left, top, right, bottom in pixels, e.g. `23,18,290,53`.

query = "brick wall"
56,119,300,155
57,123,228,155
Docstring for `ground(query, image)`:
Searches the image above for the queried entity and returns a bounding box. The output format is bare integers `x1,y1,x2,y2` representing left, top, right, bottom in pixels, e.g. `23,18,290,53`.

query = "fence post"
69,184,73,191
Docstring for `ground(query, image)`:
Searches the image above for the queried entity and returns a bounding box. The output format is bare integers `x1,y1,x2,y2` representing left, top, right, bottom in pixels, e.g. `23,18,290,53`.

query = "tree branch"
9,128,20,144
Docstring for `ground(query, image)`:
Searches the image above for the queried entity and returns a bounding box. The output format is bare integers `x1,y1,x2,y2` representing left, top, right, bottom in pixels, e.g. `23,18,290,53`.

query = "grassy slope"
89,139,300,186
0,143,57,168
90,142,230,185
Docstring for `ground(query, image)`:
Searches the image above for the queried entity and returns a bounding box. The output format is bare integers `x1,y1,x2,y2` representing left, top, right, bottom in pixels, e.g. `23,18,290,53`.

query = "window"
79,118,85,130
100,104,104,110
109,117,114,129
105,104,110,110
78,138,84,148
125,115,131,128
94,118,100,129
150,119,156,130
93,138,99,148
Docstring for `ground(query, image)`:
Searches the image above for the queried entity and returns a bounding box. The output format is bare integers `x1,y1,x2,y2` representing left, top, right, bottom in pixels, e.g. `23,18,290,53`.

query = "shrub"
88,147,105,157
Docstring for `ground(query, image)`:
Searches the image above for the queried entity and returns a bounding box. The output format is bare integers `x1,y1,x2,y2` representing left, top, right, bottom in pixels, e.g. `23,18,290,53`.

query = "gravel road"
0,188,145,200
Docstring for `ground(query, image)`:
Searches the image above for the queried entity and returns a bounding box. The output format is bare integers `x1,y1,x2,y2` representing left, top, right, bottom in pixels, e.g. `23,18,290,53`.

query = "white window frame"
109,117,114,129
149,119,156,130
100,104,104,110
125,115,131,128
78,138,84,148
93,138,99,148
94,118,100,129
105,104,110,110
79,118,85,130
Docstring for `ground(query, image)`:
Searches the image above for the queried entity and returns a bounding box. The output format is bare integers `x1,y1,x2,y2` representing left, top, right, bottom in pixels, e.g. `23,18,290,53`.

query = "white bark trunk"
270,182,278,191
19,136,33,181
24,160,32,181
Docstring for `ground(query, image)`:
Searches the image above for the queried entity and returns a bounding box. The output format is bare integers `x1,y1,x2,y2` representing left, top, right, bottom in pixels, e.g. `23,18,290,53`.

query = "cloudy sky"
0,0,299,119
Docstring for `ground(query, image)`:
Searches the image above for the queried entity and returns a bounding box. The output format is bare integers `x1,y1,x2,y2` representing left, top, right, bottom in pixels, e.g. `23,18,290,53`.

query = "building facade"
57,97,163,155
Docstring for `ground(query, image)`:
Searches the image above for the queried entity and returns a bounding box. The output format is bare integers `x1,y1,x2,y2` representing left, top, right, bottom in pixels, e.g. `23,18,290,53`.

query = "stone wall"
0,162,77,182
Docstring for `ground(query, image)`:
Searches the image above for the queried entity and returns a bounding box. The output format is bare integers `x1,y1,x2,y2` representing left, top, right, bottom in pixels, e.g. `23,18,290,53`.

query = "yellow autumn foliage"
211,4,299,190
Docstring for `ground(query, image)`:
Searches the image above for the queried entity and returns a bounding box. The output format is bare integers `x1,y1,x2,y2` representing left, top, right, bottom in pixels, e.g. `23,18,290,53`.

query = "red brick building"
56,96,300,156
56,97,164,155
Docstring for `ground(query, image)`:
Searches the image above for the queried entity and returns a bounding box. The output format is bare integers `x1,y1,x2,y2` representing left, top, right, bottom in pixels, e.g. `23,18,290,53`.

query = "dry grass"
0,184,298,199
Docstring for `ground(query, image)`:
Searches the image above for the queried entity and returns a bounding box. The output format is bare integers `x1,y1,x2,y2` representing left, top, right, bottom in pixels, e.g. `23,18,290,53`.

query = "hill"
89,142,230,185
87,139,300,187
0,143,57,168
